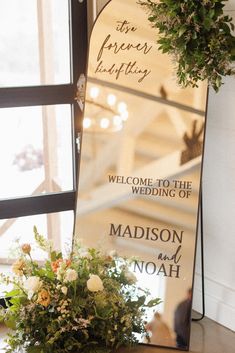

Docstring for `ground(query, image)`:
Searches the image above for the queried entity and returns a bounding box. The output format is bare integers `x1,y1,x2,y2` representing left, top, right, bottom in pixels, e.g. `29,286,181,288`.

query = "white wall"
193,74,235,331
193,1,235,331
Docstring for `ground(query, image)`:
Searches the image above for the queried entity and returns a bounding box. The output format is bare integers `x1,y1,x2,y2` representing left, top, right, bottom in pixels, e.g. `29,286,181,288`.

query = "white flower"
57,269,63,282
87,274,104,292
24,276,41,298
108,250,118,258
27,290,34,300
124,269,137,284
61,286,68,295
64,269,78,282
79,249,92,260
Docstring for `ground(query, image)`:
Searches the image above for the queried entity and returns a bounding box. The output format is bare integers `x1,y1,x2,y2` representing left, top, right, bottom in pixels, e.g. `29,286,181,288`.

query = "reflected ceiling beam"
117,135,136,175
119,198,196,232
76,151,202,216
88,77,205,117
126,107,164,138
165,107,187,138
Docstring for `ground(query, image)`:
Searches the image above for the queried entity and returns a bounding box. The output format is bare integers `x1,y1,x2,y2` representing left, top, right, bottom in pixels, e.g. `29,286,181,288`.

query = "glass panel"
0,210,73,345
0,0,70,87
0,210,74,270
0,105,73,199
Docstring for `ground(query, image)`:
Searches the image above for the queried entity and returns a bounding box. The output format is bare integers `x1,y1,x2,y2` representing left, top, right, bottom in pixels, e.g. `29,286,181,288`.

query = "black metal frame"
192,188,205,322
0,0,88,220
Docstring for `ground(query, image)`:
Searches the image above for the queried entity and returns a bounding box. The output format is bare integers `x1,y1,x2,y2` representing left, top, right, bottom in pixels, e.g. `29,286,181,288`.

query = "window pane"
0,105,73,199
0,211,74,264
0,210,74,302
0,0,70,87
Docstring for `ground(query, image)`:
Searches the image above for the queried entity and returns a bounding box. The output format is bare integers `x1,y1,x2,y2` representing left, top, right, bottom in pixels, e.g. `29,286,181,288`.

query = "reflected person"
174,288,192,349
145,312,175,346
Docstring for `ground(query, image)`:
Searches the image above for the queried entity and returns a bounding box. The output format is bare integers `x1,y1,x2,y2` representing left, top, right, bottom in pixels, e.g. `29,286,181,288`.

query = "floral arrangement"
138,0,235,91
0,227,161,353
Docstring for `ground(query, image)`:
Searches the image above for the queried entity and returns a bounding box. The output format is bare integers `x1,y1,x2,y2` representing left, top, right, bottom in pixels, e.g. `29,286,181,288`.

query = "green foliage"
0,229,161,353
138,0,235,91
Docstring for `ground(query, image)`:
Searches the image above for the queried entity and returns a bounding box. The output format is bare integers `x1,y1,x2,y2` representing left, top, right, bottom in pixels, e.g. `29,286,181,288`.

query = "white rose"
24,276,41,297
64,269,78,282
87,274,104,292
61,286,68,295
125,270,137,284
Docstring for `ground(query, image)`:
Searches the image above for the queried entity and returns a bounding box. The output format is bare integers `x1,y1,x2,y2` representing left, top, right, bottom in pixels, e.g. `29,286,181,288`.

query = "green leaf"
222,23,232,34
27,346,44,353
5,289,21,297
178,26,187,37
209,9,215,19
148,16,156,22
204,17,212,30
146,298,162,307
50,251,57,262
5,318,16,330
134,295,146,307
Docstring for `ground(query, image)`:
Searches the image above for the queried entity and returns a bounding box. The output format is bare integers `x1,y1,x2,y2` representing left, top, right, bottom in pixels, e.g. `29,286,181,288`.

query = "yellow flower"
37,289,50,307
21,243,31,255
12,259,26,276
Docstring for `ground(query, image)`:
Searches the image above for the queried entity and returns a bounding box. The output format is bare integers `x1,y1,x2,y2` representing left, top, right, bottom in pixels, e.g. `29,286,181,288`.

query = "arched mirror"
74,0,208,350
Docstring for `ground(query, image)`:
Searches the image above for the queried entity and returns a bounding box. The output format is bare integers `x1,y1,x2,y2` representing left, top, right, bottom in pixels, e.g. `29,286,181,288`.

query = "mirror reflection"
75,0,207,350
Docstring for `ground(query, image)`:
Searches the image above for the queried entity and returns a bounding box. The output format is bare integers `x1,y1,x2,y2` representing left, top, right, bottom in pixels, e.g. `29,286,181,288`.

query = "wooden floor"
1,316,234,352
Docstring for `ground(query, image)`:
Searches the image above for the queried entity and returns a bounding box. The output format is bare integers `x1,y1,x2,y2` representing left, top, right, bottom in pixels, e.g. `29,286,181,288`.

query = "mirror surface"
75,0,207,349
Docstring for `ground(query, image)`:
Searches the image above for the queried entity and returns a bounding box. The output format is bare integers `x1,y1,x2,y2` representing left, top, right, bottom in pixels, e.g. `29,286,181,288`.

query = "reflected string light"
118,102,127,114
100,118,110,129
89,86,100,99
83,86,129,133
83,117,92,129
107,94,117,106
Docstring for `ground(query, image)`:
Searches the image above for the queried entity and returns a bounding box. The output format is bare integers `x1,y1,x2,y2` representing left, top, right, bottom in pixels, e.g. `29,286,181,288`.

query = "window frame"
0,0,88,220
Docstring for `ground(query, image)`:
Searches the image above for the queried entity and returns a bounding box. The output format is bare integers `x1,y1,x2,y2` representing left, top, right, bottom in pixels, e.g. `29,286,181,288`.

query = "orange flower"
37,289,50,307
66,259,71,267
51,259,71,273
51,259,63,273
21,243,31,255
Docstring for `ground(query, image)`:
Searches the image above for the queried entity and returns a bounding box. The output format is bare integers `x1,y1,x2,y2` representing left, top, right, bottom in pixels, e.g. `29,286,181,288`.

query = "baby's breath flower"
61,286,68,295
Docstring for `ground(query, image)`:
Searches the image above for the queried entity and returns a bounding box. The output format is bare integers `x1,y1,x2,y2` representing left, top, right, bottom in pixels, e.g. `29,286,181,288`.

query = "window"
0,0,88,264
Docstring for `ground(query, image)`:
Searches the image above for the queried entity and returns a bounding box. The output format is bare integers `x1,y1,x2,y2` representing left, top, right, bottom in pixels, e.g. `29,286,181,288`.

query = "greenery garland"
138,0,235,91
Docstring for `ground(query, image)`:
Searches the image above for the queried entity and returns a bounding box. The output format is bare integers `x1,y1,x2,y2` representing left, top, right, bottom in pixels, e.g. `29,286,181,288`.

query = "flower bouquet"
0,227,161,353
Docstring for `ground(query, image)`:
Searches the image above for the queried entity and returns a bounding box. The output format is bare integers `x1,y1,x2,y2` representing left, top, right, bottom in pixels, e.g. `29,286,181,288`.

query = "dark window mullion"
0,192,76,219
70,0,88,190
0,84,74,108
